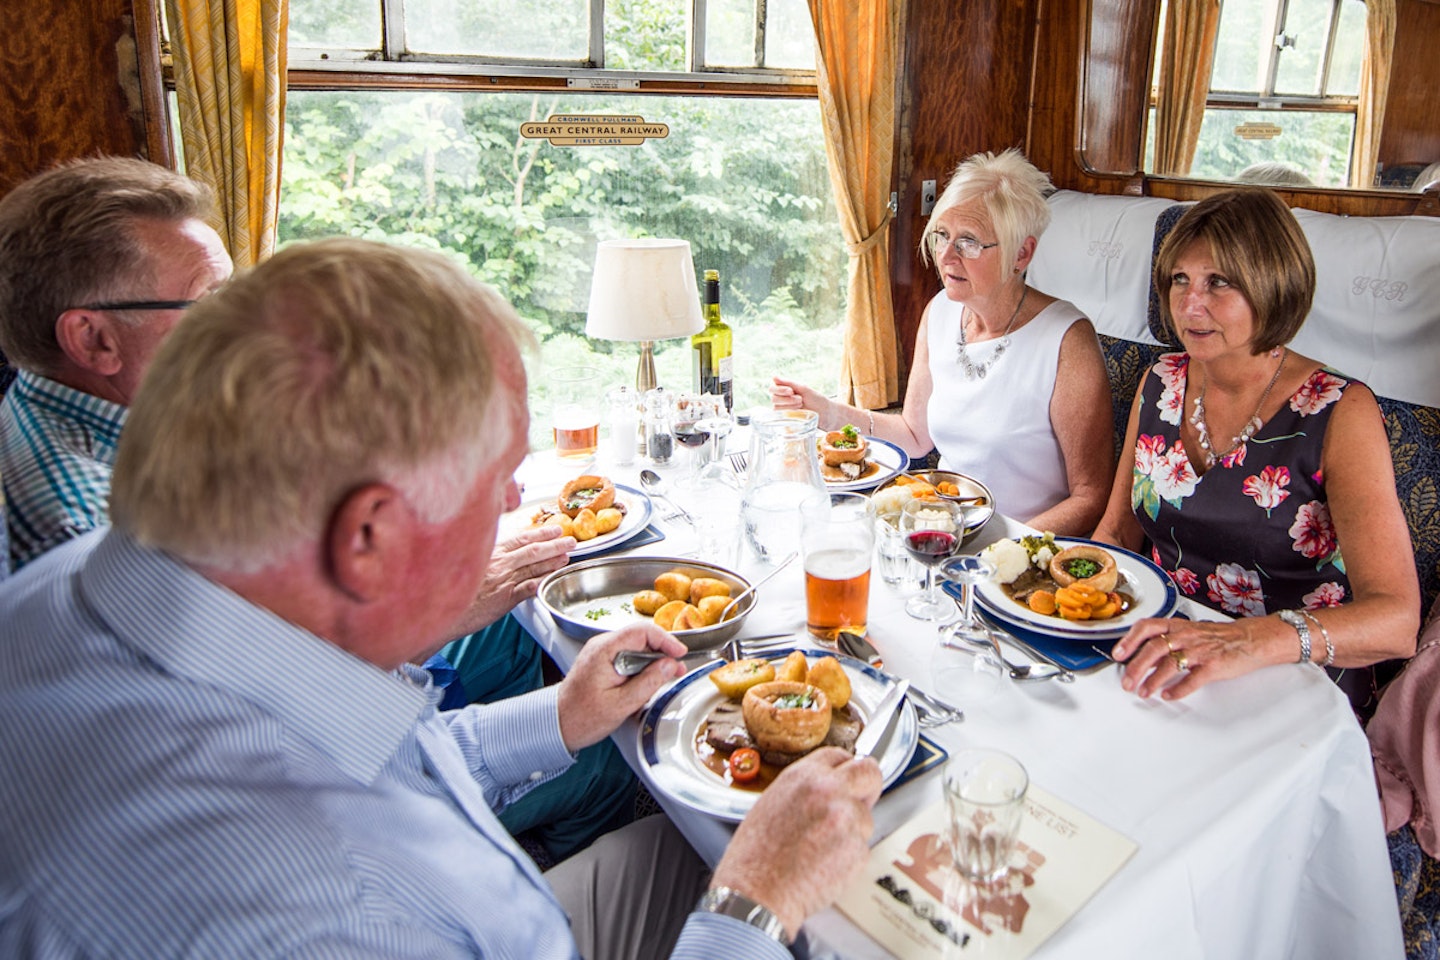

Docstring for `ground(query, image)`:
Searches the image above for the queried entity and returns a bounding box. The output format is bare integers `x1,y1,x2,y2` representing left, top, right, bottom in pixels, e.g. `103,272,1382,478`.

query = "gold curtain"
1152,0,1221,176
166,0,288,267
807,0,900,410
1351,0,1395,189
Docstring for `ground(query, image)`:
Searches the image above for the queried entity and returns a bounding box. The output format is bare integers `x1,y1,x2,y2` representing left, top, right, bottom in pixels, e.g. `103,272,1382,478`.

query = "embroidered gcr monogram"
1086,240,1123,260
1351,276,1408,301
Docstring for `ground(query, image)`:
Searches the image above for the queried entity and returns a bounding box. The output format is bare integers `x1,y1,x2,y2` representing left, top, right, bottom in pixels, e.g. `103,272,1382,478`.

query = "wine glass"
899,498,965,620
672,394,723,477
939,553,998,650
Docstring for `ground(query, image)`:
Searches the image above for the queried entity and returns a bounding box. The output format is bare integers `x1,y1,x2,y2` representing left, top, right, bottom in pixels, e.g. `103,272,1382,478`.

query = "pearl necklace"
1189,348,1286,469
956,286,1028,380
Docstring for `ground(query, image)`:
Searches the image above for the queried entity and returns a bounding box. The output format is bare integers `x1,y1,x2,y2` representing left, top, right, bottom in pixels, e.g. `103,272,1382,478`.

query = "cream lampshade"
585,238,705,393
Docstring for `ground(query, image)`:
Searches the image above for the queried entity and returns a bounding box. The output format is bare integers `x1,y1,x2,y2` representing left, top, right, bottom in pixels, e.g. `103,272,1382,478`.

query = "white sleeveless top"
924,294,1085,522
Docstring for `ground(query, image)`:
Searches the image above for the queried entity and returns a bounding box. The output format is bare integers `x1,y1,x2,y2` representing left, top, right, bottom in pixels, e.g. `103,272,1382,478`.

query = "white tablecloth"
511,452,1403,959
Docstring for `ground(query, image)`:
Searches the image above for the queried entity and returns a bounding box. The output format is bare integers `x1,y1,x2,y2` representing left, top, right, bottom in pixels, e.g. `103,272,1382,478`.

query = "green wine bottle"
692,269,733,411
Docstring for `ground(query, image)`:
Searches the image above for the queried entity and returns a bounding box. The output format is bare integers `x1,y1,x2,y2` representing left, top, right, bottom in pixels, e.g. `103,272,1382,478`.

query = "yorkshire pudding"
1049,544,1119,593
558,475,616,518
818,425,869,466
742,681,832,755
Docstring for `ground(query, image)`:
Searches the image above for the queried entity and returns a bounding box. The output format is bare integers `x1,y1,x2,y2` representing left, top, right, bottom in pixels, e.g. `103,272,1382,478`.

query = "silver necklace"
956,286,1028,380
1189,348,1286,469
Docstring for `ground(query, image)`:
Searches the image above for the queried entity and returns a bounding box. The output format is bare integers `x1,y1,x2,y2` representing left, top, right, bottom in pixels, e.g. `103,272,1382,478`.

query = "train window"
272,0,843,439
1150,0,1368,188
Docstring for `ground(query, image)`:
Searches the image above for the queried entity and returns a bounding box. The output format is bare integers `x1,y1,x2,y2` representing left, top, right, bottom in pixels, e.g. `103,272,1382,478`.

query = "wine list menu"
835,785,1137,958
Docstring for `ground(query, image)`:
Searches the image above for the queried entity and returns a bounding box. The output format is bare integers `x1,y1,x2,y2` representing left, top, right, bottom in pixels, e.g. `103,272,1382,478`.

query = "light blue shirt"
0,369,126,570
0,529,784,959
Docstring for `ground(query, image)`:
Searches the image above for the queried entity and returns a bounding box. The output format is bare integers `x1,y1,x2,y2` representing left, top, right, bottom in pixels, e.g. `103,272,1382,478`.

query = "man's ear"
54,310,124,376
327,483,408,602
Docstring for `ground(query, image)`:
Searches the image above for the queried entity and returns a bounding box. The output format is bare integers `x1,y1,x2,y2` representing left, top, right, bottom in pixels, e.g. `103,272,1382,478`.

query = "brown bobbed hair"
1153,188,1315,354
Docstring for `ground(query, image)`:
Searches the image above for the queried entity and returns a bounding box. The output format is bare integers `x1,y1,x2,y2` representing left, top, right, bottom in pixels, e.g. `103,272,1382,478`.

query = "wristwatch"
695,886,789,945
1279,609,1312,664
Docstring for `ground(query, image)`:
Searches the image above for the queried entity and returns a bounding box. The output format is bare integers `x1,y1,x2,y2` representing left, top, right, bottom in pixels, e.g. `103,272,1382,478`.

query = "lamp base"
635,340,657,394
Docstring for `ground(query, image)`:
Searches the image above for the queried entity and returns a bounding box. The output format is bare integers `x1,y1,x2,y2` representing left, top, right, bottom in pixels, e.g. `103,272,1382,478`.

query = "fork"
906,685,965,726
727,451,748,480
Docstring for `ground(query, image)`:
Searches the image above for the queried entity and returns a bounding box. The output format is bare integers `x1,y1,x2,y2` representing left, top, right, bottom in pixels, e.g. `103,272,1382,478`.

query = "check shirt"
0,529,783,960
0,369,126,570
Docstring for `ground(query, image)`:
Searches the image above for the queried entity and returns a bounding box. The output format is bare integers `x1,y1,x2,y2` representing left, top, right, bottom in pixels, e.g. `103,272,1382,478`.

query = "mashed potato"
870,485,916,525
982,538,1031,584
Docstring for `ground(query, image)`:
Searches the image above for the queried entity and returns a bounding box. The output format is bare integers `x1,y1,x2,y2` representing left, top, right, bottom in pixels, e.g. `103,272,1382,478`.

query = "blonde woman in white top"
771,149,1113,534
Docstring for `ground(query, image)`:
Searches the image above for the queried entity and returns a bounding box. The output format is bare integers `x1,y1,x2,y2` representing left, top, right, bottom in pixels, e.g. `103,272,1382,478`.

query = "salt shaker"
606,385,639,465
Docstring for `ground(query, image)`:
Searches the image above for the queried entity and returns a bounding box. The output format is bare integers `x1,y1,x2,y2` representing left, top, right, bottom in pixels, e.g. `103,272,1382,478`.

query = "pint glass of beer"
551,366,600,458
800,492,874,644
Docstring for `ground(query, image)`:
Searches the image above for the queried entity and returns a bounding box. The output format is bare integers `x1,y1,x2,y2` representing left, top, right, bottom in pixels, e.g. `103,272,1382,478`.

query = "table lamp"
585,238,705,393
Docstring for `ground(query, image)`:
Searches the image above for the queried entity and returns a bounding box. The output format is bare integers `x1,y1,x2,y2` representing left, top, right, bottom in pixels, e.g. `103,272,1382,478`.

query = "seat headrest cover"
1289,208,1440,407
1027,190,1182,344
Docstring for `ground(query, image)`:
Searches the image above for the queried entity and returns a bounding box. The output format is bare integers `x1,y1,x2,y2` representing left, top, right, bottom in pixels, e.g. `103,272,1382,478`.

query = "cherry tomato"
728,748,761,783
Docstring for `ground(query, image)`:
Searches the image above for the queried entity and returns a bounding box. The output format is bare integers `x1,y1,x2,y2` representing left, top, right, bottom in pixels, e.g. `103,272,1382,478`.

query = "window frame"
1203,0,1362,114
283,0,819,98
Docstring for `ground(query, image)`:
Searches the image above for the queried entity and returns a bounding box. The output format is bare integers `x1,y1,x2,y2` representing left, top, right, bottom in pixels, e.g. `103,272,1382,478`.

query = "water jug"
739,410,827,567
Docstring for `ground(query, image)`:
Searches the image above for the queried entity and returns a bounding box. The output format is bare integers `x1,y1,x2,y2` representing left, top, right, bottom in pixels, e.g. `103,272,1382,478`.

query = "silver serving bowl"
537,555,756,651
870,469,995,537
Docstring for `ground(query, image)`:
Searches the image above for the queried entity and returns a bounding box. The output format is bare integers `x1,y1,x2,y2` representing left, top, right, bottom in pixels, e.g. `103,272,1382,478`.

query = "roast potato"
696,595,731,626
710,658,777,700
805,656,852,710
653,600,693,631
689,577,732,606
632,590,668,616
775,650,809,684
654,571,694,603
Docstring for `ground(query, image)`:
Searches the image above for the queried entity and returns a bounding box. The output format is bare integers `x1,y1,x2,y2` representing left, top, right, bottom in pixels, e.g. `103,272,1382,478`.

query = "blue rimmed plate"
973,536,1178,640
500,483,653,559
637,650,919,822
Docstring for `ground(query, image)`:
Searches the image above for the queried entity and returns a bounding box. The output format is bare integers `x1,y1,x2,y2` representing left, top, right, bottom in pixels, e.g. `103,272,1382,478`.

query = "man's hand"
554,623,688,752
449,525,574,637
710,748,883,939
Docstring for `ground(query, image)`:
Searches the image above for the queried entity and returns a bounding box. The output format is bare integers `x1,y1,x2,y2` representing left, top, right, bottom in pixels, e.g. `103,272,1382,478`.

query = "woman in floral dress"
1093,188,1418,710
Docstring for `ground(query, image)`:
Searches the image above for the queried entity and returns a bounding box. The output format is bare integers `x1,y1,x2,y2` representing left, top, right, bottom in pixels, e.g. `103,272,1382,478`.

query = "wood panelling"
1379,0,1440,169
0,0,161,193
1076,0,1158,178
889,0,1042,381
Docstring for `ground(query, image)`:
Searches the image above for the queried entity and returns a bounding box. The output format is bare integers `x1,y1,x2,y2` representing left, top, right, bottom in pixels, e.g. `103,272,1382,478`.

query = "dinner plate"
822,436,908,492
638,650,919,822
973,536,1178,639
501,483,652,559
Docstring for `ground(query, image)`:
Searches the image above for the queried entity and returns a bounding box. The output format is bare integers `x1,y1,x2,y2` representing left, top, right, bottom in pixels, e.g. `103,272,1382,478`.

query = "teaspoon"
638,469,696,525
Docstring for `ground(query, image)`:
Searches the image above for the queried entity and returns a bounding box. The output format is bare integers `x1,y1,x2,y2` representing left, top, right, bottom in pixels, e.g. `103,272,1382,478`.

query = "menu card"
835,785,1137,958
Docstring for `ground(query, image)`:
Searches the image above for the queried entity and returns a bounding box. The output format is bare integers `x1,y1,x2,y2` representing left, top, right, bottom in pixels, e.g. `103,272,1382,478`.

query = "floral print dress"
1131,353,1375,709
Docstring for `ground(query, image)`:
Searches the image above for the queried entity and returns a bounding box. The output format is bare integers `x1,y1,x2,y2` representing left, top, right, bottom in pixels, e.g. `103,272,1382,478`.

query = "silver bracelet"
1300,610,1335,668
696,886,789,944
1278,610,1312,664
867,409,875,436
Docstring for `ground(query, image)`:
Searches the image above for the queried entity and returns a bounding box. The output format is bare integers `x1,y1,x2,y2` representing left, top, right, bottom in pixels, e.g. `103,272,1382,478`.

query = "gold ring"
1170,649,1189,672
1164,636,1176,653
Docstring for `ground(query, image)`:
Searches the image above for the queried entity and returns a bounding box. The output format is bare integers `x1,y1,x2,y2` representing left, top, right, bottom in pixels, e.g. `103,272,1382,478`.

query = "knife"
853,678,910,757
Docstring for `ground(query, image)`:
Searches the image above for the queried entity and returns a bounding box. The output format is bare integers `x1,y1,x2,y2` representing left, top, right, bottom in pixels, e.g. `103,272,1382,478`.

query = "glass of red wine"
672,394,725,477
899,498,966,620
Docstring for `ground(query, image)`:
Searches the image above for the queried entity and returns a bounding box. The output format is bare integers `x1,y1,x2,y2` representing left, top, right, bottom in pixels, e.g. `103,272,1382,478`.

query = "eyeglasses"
927,232,999,260
74,299,198,312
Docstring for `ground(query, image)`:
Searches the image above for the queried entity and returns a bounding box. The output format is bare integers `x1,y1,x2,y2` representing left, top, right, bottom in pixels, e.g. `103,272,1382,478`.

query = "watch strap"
695,886,789,945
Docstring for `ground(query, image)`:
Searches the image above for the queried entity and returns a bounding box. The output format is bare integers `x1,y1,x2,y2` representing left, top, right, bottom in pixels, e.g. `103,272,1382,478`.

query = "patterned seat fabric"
1098,336,1168,462
1381,397,1440,615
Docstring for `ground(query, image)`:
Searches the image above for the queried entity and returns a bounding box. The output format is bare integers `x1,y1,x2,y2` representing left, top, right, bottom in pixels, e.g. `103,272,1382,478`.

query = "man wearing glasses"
0,157,232,571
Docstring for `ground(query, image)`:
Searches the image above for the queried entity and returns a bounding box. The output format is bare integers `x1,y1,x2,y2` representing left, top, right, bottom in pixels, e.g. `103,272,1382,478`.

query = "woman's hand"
1111,616,1290,700
770,376,832,421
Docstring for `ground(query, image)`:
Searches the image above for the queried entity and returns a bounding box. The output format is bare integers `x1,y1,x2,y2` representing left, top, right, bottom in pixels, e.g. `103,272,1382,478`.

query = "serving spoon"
718,551,797,622
895,472,987,505
638,469,695,525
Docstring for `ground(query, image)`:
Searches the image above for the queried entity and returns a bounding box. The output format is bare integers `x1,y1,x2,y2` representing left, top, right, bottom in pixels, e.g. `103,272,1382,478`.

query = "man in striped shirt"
0,157,232,571
0,239,883,958
0,160,637,864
